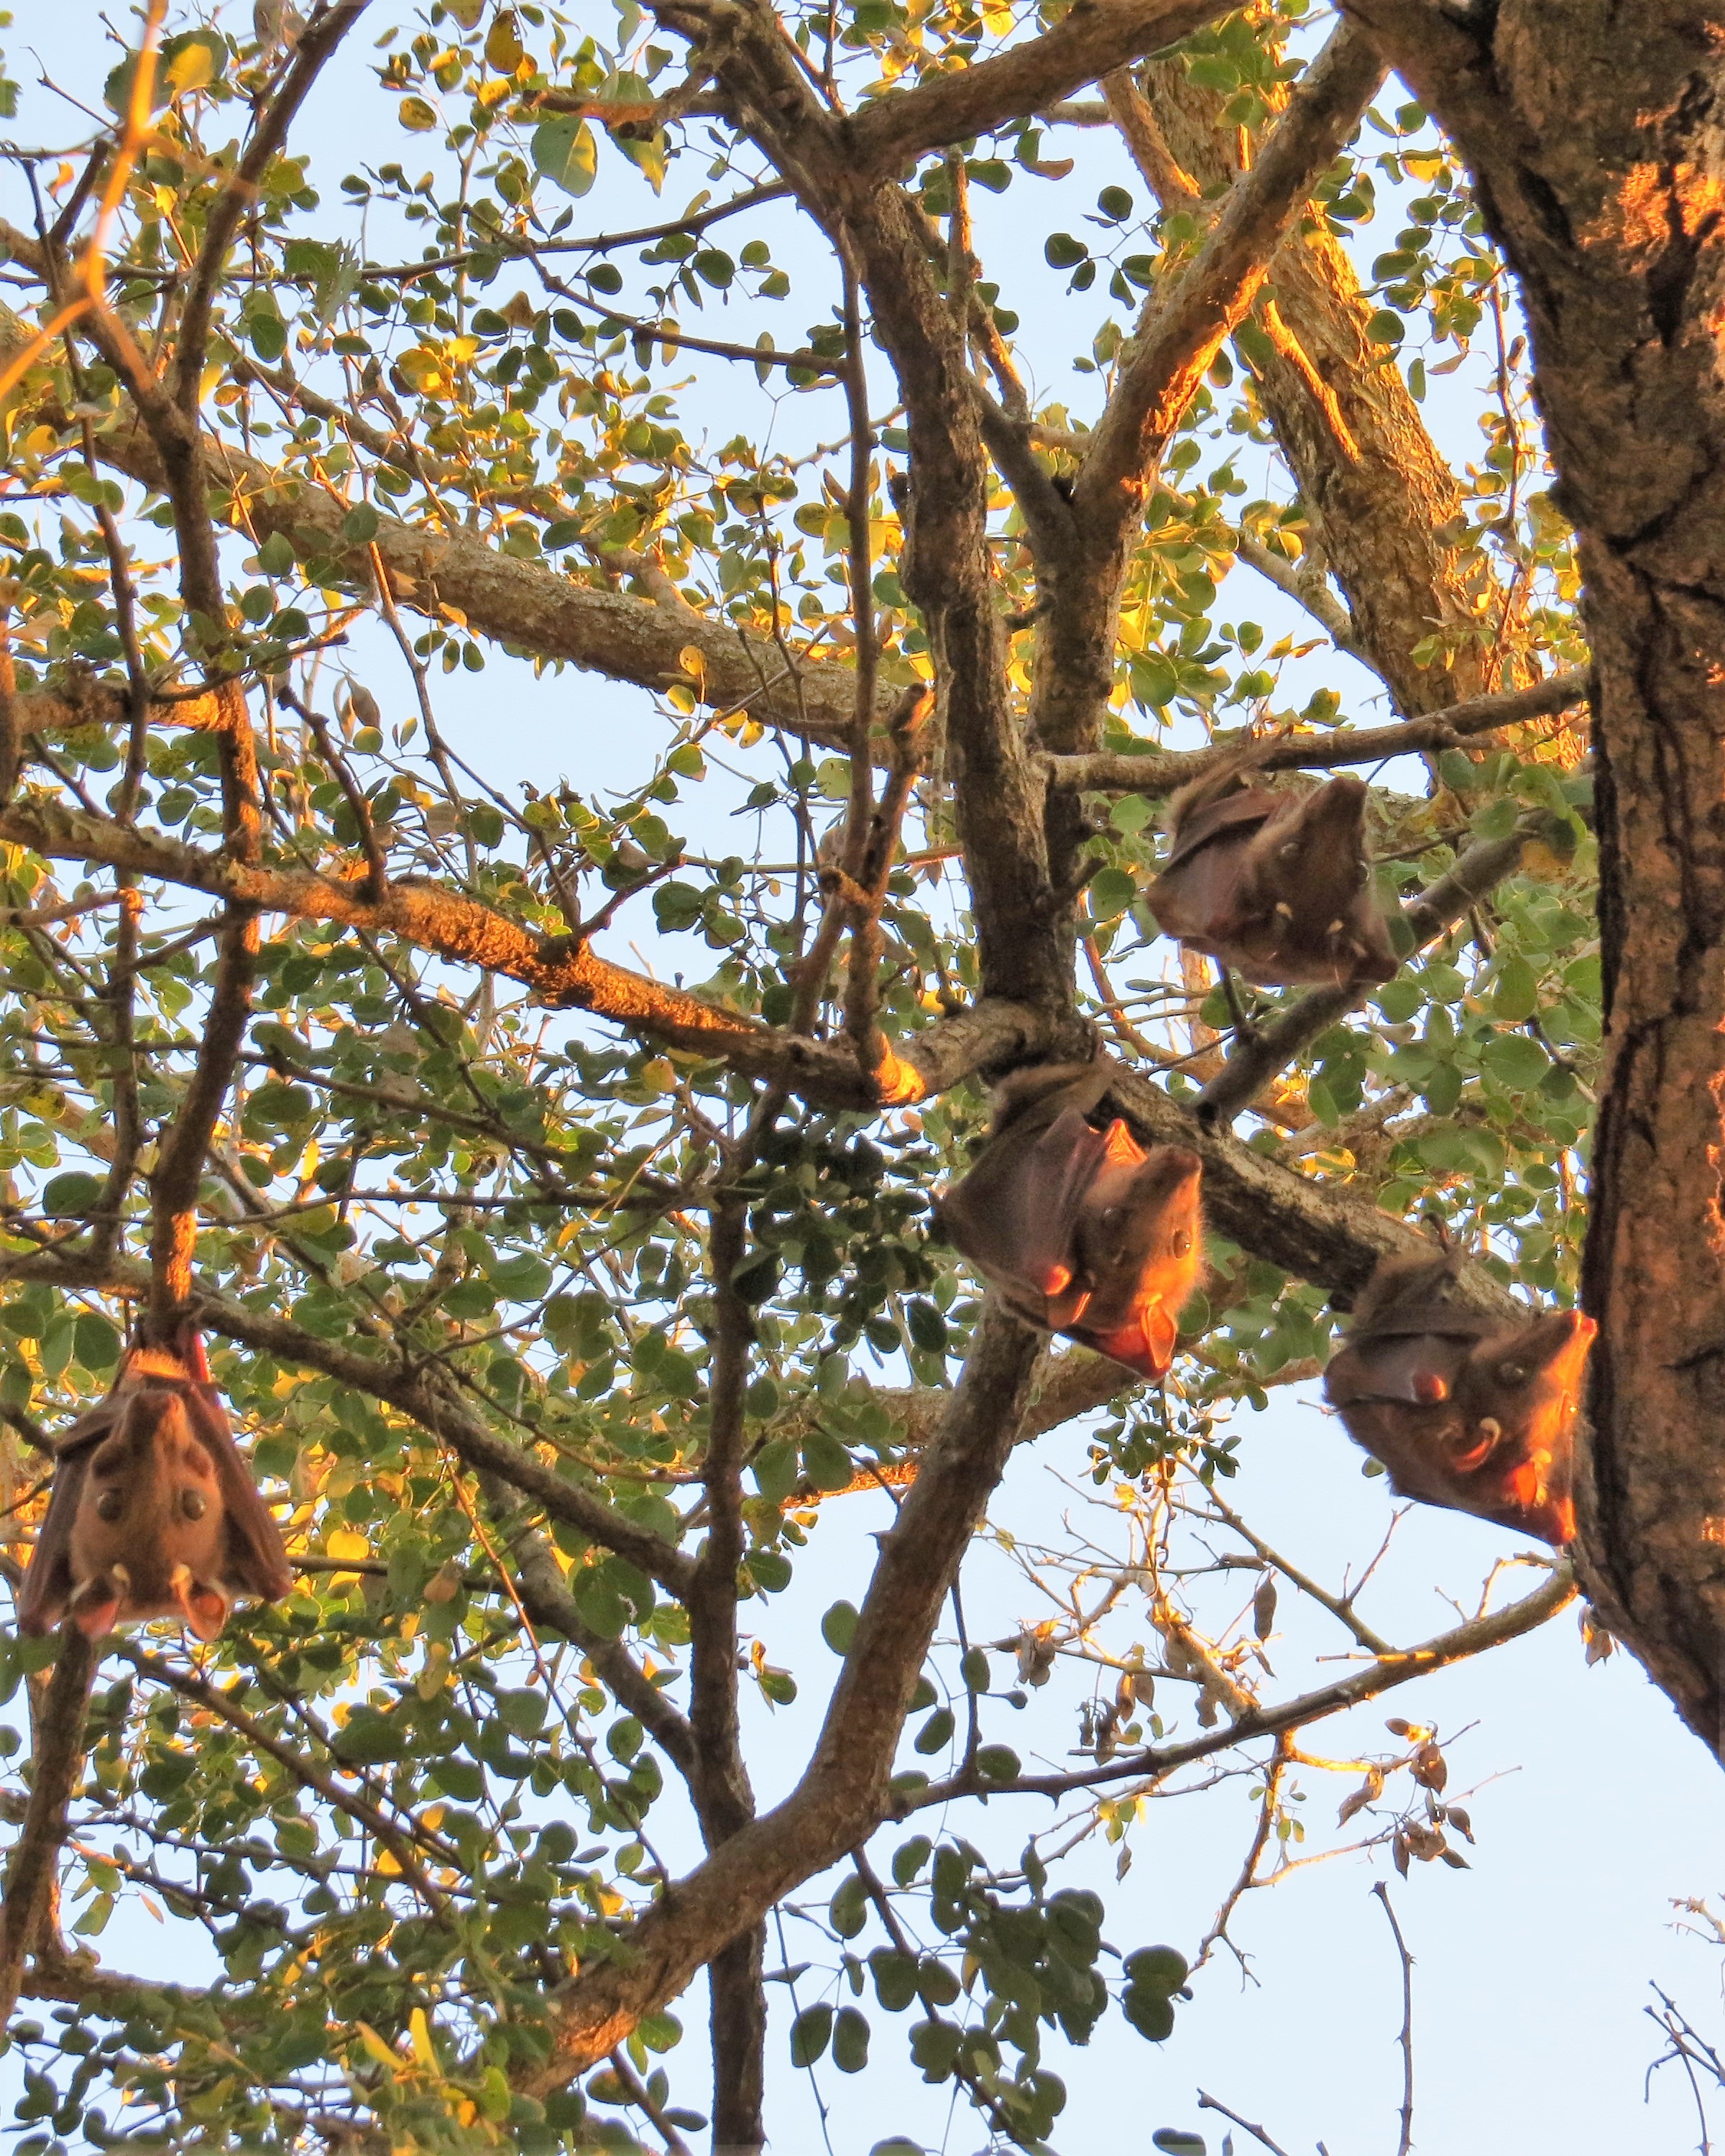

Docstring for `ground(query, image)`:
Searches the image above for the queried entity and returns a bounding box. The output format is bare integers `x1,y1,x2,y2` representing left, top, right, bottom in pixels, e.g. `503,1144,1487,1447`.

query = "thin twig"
1373,1879,1415,2156
1196,2090,1297,2156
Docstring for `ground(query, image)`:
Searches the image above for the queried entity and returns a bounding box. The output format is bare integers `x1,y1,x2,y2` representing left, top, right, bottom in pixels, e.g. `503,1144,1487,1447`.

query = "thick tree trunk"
1132,50,1500,711
1352,0,1725,1751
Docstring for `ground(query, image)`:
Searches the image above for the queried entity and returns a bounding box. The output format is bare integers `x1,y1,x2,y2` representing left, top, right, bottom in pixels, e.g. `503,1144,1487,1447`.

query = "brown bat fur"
1322,1252,1594,1544
1145,765,1398,990
17,1330,293,1641
935,1063,1204,1381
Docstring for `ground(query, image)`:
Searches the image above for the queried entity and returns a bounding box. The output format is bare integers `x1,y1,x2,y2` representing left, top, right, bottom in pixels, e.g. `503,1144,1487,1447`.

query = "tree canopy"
0,0,1715,2150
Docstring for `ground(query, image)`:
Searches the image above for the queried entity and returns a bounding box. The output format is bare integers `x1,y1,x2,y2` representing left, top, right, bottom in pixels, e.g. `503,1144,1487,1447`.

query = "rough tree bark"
1347,0,1725,1764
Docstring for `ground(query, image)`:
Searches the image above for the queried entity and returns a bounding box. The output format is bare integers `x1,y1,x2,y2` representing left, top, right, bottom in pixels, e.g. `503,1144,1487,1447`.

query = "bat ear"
176,1325,214,1386
1141,1301,1179,1374
1489,1308,1596,1383
68,1570,123,1639
171,1564,230,1641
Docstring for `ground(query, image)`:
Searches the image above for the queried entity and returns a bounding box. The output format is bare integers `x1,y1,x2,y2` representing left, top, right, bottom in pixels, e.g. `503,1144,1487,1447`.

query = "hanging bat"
1144,768,1399,990
17,1327,293,1641
1322,1252,1596,1543
934,1063,1204,1381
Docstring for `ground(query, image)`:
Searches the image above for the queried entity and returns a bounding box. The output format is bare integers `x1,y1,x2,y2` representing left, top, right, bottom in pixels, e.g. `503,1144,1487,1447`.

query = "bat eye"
1500,1363,1527,1385
180,1488,208,1521
1278,839,1300,862
95,1488,124,1523
1172,1230,1191,1256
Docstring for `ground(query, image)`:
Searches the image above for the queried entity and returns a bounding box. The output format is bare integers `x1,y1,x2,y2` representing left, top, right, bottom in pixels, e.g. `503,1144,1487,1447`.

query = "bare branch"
1044,668,1592,796
1374,1879,1416,2156
903,1564,1573,1808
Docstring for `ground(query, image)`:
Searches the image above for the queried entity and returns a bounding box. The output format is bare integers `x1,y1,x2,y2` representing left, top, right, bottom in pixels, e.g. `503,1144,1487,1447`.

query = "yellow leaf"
326,1529,369,1562
355,2021,402,2075
484,9,523,70
408,2007,438,2070
677,642,708,685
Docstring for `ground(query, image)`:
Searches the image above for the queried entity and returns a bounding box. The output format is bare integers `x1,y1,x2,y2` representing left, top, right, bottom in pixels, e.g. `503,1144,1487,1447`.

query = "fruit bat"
17,1328,293,1641
1322,1253,1596,1544
1144,769,1398,990
934,1064,1204,1381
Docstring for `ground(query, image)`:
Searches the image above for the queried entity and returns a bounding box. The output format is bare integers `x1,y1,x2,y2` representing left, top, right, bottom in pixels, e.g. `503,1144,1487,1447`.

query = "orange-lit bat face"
1322,1253,1593,1545
1064,1125,1204,1381
17,1331,293,1641
65,1384,231,1641
935,1066,1205,1384
1146,774,1398,990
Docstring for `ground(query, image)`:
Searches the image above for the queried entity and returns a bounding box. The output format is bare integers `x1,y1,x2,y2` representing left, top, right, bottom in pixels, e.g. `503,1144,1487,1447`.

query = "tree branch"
518,1302,1046,2093
0,298,886,751
842,0,1234,177
1074,23,1386,538
1044,667,1592,795
904,1564,1573,1807
172,3,367,410
0,1627,96,2024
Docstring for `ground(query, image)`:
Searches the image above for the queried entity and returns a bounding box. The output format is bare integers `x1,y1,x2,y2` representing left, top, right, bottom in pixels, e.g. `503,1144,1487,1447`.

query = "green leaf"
908,2017,963,2081
830,1874,869,1940
751,1440,799,1505
914,1707,955,1755
1087,867,1138,920
790,2003,832,2067
1481,1033,1549,1092
891,1837,932,1888
1151,2134,1205,2155
334,1711,408,1765
832,2006,870,2073
801,1431,853,1491
40,1173,101,1217
1124,1989,1177,2042
870,1945,919,2010
1471,794,1520,842
533,118,598,198
905,1299,947,1354
1366,308,1406,345
1491,956,1540,1023
821,1600,859,1654
1124,1945,1189,1993
342,503,380,545
74,1314,119,1373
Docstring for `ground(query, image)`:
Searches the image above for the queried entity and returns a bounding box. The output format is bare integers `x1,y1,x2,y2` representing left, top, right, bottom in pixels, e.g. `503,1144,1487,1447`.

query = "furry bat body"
1322,1253,1595,1544
17,1330,293,1641
935,1064,1203,1381
1145,770,1398,989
